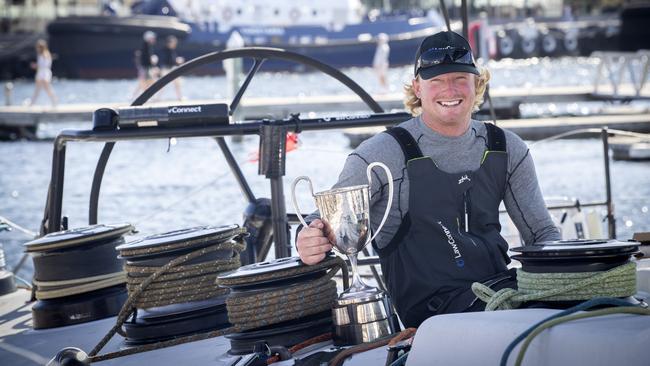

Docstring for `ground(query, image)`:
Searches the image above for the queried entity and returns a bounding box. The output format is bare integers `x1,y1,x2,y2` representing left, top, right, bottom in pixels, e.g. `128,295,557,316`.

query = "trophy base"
336,287,384,306
332,290,400,346
333,316,399,346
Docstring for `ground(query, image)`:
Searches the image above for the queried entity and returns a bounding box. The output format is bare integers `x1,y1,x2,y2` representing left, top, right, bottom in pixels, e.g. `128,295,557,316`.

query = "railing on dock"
592,50,650,97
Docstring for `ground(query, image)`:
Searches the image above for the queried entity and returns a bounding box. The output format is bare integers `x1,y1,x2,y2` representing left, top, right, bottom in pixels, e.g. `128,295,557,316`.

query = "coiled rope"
124,258,242,309
87,246,345,363
33,272,126,300
220,255,347,329
87,233,246,361
472,262,637,311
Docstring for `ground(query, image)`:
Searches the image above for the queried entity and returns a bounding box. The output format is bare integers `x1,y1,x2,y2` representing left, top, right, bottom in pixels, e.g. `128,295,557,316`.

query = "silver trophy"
292,162,398,345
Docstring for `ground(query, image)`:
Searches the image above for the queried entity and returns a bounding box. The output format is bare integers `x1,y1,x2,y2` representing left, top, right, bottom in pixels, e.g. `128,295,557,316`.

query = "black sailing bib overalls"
375,123,517,328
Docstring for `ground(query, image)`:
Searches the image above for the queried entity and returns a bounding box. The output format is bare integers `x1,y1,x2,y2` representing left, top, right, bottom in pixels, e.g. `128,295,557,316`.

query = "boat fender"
222,7,233,22
290,8,301,22
541,31,558,55
46,347,89,366
497,30,514,58
563,29,579,53
520,36,537,56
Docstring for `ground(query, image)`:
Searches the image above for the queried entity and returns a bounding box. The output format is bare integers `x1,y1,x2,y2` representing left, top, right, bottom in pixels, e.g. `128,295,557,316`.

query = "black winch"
24,223,133,329
511,239,639,273
509,239,641,307
116,225,246,345
217,256,346,355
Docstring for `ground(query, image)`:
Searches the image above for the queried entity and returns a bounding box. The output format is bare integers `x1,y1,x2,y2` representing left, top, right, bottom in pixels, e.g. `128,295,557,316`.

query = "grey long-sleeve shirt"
326,116,560,249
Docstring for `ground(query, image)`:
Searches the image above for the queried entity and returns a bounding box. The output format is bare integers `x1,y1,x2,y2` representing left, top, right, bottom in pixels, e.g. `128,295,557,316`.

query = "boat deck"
0,289,386,366
3,259,650,365
4,286,650,366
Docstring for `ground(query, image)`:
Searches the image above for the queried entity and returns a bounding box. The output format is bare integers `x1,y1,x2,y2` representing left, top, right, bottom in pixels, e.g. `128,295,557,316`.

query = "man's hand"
296,219,333,265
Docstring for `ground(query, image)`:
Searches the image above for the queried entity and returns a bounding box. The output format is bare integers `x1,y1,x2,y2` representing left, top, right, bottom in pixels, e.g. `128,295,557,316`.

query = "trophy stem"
341,252,377,297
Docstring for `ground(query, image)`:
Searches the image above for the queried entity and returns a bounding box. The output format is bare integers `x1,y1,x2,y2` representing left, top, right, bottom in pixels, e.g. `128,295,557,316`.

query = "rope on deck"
86,246,345,363
471,262,637,311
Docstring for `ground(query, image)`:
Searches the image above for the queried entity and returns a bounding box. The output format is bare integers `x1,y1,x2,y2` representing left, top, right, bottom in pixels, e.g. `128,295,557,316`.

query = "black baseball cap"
414,31,479,80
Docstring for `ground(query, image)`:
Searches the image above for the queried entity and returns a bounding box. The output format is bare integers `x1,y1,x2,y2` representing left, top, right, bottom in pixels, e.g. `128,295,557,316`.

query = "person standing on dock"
29,39,57,106
132,49,146,99
140,31,159,90
373,33,390,92
296,31,560,329
160,35,184,100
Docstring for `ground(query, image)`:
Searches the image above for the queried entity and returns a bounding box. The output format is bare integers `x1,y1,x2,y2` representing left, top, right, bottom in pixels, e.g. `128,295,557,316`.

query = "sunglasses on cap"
415,46,475,76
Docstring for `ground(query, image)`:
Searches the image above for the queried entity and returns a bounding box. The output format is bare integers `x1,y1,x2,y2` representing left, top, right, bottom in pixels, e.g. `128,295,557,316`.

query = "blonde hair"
35,39,51,58
403,67,491,116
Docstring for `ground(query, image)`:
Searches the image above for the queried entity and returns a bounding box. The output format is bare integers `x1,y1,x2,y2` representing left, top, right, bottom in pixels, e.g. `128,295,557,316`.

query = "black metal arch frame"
40,47,411,261
89,48,385,226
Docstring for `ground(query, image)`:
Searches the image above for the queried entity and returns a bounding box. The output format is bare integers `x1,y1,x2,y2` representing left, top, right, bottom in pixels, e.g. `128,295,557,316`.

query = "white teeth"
438,100,461,107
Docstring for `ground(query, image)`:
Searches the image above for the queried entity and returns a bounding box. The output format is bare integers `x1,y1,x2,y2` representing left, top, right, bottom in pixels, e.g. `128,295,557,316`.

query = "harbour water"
3,57,602,106
1,56,649,279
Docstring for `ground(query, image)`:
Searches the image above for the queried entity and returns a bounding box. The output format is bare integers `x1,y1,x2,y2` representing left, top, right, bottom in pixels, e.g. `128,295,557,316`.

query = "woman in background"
29,39,57,106
373,33,390,92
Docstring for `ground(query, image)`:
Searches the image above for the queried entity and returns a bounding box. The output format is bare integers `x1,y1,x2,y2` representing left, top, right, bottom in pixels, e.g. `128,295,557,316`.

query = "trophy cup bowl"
312,184,370,257
292,162,399,345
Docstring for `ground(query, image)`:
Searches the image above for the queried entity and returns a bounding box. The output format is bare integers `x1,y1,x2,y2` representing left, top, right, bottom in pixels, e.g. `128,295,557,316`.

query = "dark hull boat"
43,0,645,80
47,14,437,79
46,0,444,79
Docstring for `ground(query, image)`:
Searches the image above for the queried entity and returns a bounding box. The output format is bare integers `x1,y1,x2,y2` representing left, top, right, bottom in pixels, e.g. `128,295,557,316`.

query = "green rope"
472,262,637,311
514,306,650,366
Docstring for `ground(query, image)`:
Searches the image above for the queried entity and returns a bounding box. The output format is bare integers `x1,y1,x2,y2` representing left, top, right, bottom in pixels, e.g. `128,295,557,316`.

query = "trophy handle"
290,176,315,229
366,162,393,245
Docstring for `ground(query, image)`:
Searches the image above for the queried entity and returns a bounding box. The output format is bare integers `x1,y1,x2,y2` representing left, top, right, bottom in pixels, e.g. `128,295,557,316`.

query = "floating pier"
610,136,650,160
344,113,650,147
1,82,650,140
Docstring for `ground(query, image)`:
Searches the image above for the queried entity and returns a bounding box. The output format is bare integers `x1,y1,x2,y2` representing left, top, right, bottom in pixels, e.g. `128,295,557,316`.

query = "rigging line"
132,158,253,227
529,128,602,146
0,215,37,238
530,128,650,147
438,0,451,32
298,147,351,154
12,275,33,289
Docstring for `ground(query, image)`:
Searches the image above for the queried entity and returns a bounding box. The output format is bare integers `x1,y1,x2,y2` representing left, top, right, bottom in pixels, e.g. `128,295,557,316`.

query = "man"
140,31,159,88
160,35,184,100
296,31,560,328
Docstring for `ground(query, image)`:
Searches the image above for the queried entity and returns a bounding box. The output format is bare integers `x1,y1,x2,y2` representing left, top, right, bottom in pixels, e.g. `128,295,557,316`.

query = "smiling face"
412,72,476,134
